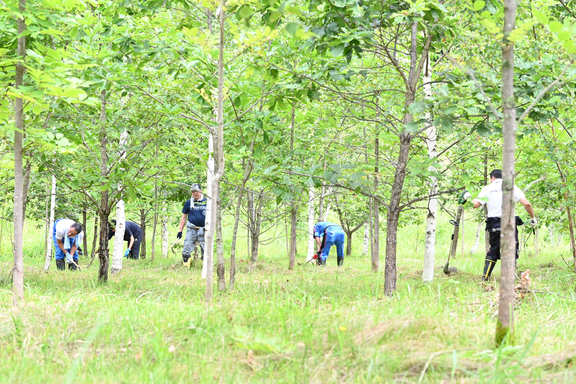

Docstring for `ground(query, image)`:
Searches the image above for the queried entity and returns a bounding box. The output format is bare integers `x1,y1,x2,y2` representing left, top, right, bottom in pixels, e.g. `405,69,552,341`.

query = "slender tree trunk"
229,160,252,290
205,0,226,303
88,217,98,268
460,210,465,257
496,0,517,345
363,223,369,256
151,185,158,262
250,192,263,264
110,202,126,274
82,205,88,258
288,206,297,269
307,186,316,261
203,131,214,280
216,193,226,292
22,161,32,228
534,225,539,257
98,90,111,282
140,208,146,259
162,204,168,258
471,221,482,254
43,177,50,263
372,137,380,272
12,0,27,307
423,52,438,283
43,175,56,272
484,154,490,254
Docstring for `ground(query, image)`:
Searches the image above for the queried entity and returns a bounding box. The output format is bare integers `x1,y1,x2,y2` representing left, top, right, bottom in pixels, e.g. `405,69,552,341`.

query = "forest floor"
1,235,576,383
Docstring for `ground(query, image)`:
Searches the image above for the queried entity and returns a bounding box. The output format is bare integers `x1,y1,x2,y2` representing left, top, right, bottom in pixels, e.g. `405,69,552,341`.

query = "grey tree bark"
12,0,26,307
43,175,56,272
496,0,518,345
229,159,252,290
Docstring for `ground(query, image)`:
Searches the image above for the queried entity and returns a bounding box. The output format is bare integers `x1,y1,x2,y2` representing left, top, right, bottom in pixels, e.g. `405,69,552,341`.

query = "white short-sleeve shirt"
55,219,84,243
474,179,525,218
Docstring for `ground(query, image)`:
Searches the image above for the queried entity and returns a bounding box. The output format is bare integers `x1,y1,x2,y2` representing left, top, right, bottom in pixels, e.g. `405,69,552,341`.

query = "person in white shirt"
52,218,84,271
472,169,536,281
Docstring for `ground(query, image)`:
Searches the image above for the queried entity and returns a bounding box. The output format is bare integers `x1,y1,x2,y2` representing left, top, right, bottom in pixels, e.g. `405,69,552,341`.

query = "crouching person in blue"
177,183,207,268
314,222,345,266
53,218,84,271
108,220,143,259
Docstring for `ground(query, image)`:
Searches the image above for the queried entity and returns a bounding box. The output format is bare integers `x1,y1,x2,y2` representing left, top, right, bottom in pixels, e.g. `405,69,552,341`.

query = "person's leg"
321,240,334,262
131,237,142,260
182,226,195,267
483,231,500,280
198,228,205,261
53,234,65,271
335,231,345,266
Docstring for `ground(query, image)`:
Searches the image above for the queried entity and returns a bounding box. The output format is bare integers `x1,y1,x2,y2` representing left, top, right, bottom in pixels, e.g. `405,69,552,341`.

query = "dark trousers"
127,236,142,260
483,220,520,279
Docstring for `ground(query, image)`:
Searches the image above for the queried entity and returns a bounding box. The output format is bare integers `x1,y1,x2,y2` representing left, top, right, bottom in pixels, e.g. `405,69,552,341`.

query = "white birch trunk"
202,131,215,279
306,186,316,261
110,130,128,274
110,200,125,274
162,205,168,258
422,53,438,283
43,175,56,272
470,221,482,254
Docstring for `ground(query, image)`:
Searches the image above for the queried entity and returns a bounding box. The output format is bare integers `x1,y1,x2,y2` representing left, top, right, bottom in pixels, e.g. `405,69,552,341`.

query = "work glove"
65,252,73,264
124,249,131,258
458,190,472,204
177,231,182,239
529,217,538,227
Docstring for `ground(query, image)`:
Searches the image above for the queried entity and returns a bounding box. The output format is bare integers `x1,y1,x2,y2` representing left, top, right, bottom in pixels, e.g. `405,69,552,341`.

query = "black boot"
318,259,326,266
68,262,77,271
482,259,496,281
56,259,65,271
337,257,344,267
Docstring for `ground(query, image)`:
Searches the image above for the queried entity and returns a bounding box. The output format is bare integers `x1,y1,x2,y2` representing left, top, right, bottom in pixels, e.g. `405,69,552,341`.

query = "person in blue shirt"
177,183,207,268
314,221,345,266
108,220,143,259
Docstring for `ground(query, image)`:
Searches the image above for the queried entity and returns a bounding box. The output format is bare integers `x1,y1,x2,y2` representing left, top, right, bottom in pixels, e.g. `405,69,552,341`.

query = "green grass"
1,220,576,383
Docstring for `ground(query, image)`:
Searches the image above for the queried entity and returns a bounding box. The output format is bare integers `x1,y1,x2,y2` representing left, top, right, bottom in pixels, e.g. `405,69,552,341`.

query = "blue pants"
53,219,78,261
320,227,345,261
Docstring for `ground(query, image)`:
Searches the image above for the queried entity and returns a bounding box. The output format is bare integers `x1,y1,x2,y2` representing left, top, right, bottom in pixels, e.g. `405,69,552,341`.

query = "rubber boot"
482,259,496,281
56,259,65,271
183,256,191,269
337,257,344,267
69,262,77,271
318,259,326,266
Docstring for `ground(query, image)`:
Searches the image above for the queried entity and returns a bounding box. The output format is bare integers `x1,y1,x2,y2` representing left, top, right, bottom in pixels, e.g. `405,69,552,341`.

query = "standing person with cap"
313,221,346,266
53,218,84,271
108,220,143,259
471,169,537,281
177,183,207,268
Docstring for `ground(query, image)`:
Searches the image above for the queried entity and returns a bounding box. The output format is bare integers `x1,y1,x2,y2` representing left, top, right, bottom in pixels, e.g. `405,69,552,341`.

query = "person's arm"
56,238,67,254
315,236,322,250
179,213,187,232
128,235,135,250
472,200,482,209
519,197,535,218
69,244,77,258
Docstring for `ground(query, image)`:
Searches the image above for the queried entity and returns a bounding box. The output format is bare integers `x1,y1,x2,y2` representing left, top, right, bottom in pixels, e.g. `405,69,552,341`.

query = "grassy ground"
1,221,575,383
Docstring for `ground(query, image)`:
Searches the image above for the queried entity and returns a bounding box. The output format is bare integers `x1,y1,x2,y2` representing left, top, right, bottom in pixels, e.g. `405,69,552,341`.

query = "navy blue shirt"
182,197,207,227
108,221,142,241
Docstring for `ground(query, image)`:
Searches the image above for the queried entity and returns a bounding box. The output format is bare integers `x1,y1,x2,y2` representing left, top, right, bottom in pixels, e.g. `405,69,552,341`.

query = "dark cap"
191,183,202,192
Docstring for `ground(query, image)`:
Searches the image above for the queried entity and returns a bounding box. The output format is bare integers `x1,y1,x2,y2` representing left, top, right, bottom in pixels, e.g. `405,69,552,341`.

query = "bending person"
53,218,84,271
108,220,143,259
314,221,345,266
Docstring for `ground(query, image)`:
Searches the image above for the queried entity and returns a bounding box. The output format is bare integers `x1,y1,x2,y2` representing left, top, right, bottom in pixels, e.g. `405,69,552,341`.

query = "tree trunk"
216,192,226,292
12,0,26,307
483,154,490,254
88,217,98,268
372,137,380,272
205,0,226,303
288,206,297,269
471,221,482,254
140,208,146,259
151,185,158,262
43,175,56,272
250,191,263,265
162,204,168,258
203,130,214,280
534,225,539,257
229,161,252,290
22,160,32,228
496,0,517,346
97,90,111,282
43,177,50,265
307,186,316,261
363,223,369,256
110,200,125,274
422,51,438,283
82,205,88,258
460,211,465,257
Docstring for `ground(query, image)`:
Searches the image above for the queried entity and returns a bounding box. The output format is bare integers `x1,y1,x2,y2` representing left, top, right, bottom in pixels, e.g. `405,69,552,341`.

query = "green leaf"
254,144,263,159
474,1,485,11
549,21,562,32
286,23,299,36
474,122,492,136
533,9,548,24
32,104,43,115
331,44,345,57
408,101,426,114
557,31,571,41
404,122,419,133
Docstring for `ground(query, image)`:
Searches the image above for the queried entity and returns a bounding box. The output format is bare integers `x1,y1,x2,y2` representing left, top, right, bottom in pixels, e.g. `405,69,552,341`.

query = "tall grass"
0,216,575,383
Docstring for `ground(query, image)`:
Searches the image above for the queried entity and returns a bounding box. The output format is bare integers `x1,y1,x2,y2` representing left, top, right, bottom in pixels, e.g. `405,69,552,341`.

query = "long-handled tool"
444,191,470,275
170,238,181,254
